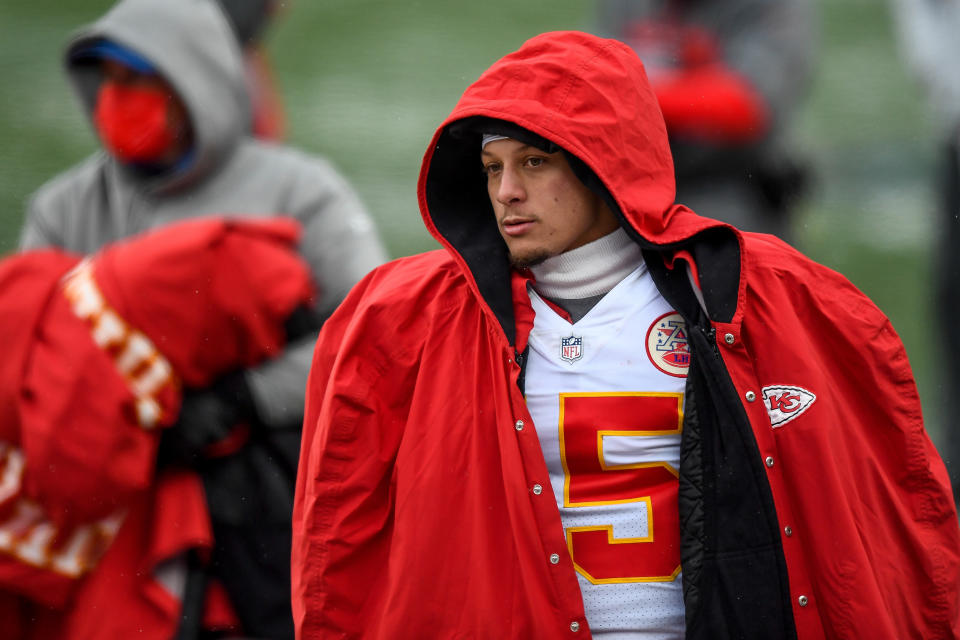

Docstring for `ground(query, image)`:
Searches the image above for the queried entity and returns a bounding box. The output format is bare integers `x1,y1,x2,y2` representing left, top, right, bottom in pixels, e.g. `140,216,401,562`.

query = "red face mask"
94,81,178,164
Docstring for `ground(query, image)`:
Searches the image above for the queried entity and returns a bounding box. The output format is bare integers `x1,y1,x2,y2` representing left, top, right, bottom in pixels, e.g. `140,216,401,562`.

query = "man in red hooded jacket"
292,31,960,639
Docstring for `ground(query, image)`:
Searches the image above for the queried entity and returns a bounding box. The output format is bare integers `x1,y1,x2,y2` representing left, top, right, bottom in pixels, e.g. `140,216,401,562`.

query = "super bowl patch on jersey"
646,311,690,377
560,335,583,363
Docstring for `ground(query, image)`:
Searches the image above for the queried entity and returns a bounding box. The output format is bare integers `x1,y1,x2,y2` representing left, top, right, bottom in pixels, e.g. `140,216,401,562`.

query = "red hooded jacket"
292,32,960,639
0,218,313,639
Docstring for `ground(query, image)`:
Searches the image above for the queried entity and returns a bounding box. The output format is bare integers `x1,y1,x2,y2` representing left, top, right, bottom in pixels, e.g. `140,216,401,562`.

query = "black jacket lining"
650,253,797,640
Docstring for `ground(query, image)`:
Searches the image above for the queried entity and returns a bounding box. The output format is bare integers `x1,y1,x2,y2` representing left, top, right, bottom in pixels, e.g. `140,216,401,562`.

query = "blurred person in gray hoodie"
18,0,387,636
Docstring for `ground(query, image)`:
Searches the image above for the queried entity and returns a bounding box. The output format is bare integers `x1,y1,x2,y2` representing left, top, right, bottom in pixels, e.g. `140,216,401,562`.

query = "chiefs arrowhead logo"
761,385,816,428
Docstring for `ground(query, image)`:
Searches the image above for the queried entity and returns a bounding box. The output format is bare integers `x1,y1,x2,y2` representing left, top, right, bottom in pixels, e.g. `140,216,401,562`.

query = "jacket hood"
419,31,730,251
65,0,250,193
417,31,734,340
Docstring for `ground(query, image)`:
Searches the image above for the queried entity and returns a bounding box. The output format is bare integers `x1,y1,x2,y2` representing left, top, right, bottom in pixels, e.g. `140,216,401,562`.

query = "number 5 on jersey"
559,392,682,583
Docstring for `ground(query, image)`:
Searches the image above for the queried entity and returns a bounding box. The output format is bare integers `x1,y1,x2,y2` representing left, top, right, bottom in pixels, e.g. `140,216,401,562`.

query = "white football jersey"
525,264,688,639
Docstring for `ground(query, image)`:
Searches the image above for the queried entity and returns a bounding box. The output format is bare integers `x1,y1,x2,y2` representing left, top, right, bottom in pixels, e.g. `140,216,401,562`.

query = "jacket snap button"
724,333,735,345
745,391,756,402
765,456,775,467
549,553,560,565
784,526,793,537
532,484,543,495
515,420,524,431
798,595,808,607
570,621,580,632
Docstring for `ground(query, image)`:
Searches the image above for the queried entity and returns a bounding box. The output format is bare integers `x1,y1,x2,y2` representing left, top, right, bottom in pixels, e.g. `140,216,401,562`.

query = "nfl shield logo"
560,335,583,363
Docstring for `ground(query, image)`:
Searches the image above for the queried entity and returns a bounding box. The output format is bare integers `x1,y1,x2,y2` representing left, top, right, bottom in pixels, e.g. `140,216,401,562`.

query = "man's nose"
496,168,525,205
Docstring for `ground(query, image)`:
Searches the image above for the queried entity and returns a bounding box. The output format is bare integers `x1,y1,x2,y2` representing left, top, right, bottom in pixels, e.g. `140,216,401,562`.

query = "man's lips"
501,217,536,236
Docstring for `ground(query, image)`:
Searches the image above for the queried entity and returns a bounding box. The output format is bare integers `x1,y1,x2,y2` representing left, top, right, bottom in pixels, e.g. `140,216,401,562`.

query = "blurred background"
0,0,946,448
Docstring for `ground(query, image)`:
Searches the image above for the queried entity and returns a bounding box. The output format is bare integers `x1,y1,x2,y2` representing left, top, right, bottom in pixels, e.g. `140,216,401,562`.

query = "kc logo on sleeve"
761,385,816,428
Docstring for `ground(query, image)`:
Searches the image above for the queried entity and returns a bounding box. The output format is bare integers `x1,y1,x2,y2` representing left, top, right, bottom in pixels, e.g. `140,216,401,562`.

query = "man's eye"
526,157,545,168
483,163,502,175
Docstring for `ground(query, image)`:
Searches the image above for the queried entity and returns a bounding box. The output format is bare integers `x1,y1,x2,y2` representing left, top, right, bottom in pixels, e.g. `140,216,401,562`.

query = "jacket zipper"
514,347,527,394
704,326,720,359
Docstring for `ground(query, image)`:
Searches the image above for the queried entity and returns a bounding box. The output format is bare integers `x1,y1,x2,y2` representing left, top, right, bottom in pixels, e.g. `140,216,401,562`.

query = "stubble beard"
509,249,551,270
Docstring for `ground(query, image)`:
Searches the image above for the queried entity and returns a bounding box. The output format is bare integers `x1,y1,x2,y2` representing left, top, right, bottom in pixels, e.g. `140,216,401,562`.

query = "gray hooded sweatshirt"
20,0,388,427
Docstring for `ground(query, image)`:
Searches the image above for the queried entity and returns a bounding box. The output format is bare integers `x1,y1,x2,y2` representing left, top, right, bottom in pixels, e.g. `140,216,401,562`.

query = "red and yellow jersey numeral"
558,392,682,584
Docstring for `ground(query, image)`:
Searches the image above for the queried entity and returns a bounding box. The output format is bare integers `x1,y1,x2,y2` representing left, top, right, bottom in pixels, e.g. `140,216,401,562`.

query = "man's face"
482,138,618,269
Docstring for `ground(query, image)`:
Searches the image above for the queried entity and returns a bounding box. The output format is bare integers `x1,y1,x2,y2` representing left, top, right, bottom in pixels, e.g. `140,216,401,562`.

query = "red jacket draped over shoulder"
0,218,313,639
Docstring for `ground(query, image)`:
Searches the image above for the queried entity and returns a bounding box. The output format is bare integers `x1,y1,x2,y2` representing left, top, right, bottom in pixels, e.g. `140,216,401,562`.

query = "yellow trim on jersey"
565,522,682,585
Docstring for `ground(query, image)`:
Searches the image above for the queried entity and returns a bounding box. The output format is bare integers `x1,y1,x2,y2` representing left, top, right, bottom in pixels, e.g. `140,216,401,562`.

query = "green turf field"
0,0,948,451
